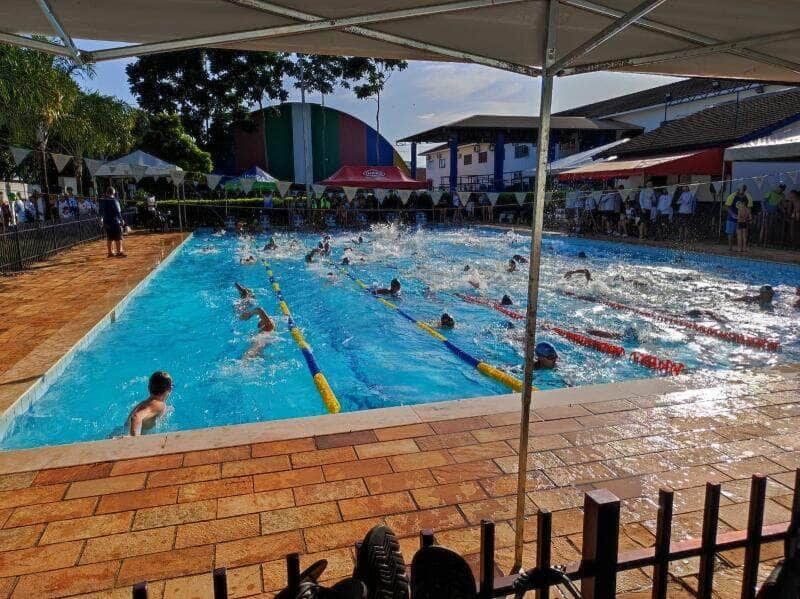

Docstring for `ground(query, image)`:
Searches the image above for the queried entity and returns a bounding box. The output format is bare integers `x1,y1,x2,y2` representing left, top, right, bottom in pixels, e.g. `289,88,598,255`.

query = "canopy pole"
512,0,558,572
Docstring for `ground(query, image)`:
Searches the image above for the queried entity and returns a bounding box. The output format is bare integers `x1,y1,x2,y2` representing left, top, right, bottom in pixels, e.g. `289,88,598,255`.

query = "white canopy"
724,119,800,162
544,138,629,174
2,1,800,83
93,150,183,178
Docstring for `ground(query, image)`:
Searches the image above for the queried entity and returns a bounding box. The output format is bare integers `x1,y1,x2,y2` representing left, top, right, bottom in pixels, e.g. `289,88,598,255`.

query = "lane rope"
264,261,340,414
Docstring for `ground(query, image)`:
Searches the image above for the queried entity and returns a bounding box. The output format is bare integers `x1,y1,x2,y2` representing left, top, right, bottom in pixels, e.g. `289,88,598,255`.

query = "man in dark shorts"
99,187,126,257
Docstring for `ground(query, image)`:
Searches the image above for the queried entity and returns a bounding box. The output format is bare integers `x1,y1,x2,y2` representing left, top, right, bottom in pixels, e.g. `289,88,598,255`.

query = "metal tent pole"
512,0,558,572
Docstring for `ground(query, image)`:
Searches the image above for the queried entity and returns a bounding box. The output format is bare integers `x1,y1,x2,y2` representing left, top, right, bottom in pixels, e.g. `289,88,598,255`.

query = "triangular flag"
514,192,527,206
753,175,768,190
486,192,500,206
241,178,255,194
342,186,358,202
51,153,72,173
83,158,104,177
171,170,185,186
10,146,30,166
312,184,327,197
788,171,799,184
373,189,388,205
205,174,222,190
131,164,148,182
428,190,443,206
276,180,292,197
107,165,117,175
397,189,413,205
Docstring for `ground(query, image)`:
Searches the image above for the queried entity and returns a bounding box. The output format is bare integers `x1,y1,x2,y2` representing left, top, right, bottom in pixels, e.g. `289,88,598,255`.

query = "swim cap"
577,251,587,259
501,295,513,305
760,285,774,294
441,313,455,328
535,342,558,360
622,325,638,341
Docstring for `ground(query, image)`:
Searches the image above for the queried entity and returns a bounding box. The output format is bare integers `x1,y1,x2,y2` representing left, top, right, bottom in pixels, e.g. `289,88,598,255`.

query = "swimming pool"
3,226,798,449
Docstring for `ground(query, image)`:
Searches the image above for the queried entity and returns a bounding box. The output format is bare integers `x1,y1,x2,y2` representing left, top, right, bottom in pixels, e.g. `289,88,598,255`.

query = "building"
233,102,409,184
399,115,641,192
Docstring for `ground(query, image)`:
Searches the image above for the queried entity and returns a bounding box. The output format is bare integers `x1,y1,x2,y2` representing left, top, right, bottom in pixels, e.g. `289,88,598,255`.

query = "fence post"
286,552,301,592
479,520,495,599
741,474,767,599
652,488,674,599
213,567,228,599
536,509,552,599
580,489,620,599
697,482,722,599
132,582,148,599
788,469,800,559
14,226,23,271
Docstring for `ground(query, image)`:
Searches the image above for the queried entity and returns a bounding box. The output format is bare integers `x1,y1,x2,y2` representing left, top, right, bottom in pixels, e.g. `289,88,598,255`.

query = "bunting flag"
131,165,148,182
276,180,292,197
171,170,185,186
107,166,117,175
486,192,500,206
373,188,388,205
51,153,72,173
83,158,105,177
428,190,443,206
312,184,327,198
241,178,255,194
788,171,799,184
514,192,527,205
205,174,222,190
10,147,30,166
341,186,358,202
397,189,413,205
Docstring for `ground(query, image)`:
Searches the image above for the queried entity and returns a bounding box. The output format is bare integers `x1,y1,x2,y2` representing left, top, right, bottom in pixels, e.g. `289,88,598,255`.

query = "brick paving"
0,371,794,597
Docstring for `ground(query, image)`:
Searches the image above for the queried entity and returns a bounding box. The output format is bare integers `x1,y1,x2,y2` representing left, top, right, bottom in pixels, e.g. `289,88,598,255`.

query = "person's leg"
106,238,113,256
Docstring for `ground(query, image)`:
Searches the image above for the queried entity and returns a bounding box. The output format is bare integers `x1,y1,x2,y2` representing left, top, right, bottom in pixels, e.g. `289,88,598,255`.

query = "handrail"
340,268,525,392
263,261,340,414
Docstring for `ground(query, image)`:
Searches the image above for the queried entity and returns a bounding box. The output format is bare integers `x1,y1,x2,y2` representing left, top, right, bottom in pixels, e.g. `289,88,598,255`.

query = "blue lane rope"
264,261,340,413
339,267,527,393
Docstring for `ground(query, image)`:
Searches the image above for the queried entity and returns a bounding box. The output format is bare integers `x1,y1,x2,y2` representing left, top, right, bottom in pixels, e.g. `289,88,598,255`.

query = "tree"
0,41,89,191
136,113,213,174
52,92,138,193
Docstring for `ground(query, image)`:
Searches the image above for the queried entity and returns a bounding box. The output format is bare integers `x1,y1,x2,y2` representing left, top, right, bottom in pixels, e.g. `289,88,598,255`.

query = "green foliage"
52,92,137,160
135,113,213,174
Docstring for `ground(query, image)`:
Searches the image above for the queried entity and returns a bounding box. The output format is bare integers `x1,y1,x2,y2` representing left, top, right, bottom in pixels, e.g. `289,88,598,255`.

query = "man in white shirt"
637,181,655,240
583,190,598,234
655,187,674,240
676,185,696,242
13,194,26,225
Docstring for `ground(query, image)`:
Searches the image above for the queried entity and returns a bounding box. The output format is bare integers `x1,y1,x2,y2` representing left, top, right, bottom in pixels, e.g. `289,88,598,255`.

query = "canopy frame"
32,0,82,63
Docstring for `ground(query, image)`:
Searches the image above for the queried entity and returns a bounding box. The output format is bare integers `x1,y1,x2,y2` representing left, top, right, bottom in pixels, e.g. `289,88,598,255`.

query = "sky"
76,40,680,164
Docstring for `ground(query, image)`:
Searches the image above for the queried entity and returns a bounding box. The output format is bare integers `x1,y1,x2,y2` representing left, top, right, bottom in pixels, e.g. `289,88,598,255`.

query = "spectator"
23,194,37,222
655,187,674,240
0,193,11,228
676,185,696,242
618,198,636,237
57,187,79,221
583,190,598,234
599,184,619,235
760,183,785,244
99,186,126,258
12,193,26,224
725,186,753,252
637,181,655,239
79,194,98,218
564,191,577,233
573,188,586,233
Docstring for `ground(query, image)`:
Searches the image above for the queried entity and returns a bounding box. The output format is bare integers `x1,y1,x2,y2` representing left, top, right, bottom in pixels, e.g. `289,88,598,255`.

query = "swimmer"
507,259,517,273
734,285,774,308
468,279,482,290
240,255,257,265
351,236,364,245
374,278,401,296
126,371,173,436
463,265,471,272
500,294,513,306
533,342,558,370
795,287,800,309
577,251,588,260
213,228,226,236
234,282,254,300
564,269,592,282
586,325,638,342
305,248,318,263
325,271,338,284
512,254,528,264
264,237,277,250
686,308,726,323
200,245,216,253
241,307,276,359
436,313,455,329
341,256,350,265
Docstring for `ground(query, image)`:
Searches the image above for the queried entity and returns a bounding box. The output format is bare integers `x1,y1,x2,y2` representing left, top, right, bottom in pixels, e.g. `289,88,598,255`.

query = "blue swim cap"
535,342,558,360
622,325,638,341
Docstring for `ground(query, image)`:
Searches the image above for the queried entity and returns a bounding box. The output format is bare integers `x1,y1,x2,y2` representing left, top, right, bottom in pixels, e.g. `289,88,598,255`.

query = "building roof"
555,78,772,119
399,115,642,144
606,89,800,159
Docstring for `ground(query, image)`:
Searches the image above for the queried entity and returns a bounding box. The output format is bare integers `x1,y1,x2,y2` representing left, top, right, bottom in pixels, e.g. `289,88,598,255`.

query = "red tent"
321,166,427,189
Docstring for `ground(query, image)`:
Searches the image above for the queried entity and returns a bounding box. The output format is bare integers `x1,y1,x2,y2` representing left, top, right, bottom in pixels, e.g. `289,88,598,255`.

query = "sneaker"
354,525,409,599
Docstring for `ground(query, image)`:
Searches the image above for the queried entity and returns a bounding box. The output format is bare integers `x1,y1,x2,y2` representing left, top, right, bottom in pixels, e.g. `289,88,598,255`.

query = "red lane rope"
631,351,686,376
561,290,781,352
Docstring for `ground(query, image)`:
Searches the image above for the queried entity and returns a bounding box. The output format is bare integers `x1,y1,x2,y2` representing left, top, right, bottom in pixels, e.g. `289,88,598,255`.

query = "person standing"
676,185,696,242
761,183,785,244
637,181,655,239
655,187,674,240
725,186,753,251
57,187,79,221
0,193,12,229
12,193,26,225
99,186,126,257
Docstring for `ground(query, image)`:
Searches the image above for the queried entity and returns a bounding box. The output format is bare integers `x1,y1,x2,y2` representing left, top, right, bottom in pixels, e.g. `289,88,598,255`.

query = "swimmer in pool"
305,248,318,263
325,271,338,284
734,285,775,308
264,237,277,250
433,313,455,329
564,269,592,282
512,254,528,264
507,259,517,273
463,265,471,272
533,342,558,370
235,282,254,300
577,251,588,260
500,294,514,306
240,255,257,265
686,308,727,323
374,278,401,296
795,287,800,309
341,256,350,265
126,371,173,436
241,307,276,359
586,325,638,342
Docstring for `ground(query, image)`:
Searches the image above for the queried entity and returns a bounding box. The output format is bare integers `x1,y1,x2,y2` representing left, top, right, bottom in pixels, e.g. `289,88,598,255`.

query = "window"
514,144,530,159
463,153,472,165
478,151,488,164
438,155,446,168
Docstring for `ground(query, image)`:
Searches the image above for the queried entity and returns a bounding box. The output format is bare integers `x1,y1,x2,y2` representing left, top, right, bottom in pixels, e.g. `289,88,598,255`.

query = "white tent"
544,138,630,174
724,119,800,162
94,150,183,178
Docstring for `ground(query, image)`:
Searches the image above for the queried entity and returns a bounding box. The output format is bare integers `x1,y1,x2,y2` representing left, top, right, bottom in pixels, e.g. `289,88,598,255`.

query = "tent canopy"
545,138,630,174
724,120,800,162
94,150,182,178
321,166,427,189
224,165,279,191
3,1,800,83
557,147,724,180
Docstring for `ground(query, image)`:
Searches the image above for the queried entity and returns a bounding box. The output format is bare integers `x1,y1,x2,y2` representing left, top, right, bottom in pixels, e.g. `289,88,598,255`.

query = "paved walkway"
0,232,187,415
0,367,795,598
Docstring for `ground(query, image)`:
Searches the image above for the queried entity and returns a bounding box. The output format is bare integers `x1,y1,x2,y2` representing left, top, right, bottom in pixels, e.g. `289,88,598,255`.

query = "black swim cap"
148,371,173,395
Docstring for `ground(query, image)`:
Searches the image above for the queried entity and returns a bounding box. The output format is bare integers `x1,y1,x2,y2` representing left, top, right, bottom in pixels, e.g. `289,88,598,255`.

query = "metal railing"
131,470,799,598
0,217,104,273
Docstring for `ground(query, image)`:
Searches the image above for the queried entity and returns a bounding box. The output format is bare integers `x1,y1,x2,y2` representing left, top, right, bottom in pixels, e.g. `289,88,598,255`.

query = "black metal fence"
0,217,103,274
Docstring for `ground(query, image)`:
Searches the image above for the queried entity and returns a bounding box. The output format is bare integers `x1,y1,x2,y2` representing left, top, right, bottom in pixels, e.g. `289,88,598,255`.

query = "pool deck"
0,230,798,597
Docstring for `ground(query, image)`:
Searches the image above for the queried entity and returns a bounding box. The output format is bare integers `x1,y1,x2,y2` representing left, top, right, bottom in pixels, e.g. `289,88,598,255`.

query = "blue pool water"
3,226,799,449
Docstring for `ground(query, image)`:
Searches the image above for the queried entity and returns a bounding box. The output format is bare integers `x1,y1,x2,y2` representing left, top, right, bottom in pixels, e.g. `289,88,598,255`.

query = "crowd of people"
563,180,800,249
0,187,99,229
